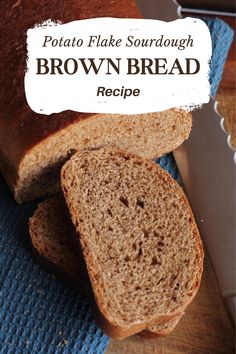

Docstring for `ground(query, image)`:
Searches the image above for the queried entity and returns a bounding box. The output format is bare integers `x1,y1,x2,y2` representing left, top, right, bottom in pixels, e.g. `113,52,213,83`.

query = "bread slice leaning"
61,147,204,339
29,195,183,337
29,196,80,285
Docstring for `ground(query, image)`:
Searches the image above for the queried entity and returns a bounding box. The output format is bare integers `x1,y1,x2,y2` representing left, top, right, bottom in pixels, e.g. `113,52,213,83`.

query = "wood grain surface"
107,253,234,354
106,10,235,354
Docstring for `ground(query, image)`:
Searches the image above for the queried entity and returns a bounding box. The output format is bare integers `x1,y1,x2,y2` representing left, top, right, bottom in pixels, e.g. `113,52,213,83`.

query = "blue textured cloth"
0,178,109,353
0,18,234,354
204,17,234,97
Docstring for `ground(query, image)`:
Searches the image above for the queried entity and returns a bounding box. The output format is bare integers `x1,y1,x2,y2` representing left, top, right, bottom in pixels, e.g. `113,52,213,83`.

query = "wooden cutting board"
107,251,235,354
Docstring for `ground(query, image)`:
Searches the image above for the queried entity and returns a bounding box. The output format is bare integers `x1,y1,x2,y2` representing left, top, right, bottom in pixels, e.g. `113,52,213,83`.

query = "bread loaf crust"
0,2,193,203
0,0,141,193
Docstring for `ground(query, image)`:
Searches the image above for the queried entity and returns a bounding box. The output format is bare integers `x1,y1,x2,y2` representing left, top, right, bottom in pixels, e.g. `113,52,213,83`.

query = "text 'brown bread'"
61,147,203,339
0,0,192,203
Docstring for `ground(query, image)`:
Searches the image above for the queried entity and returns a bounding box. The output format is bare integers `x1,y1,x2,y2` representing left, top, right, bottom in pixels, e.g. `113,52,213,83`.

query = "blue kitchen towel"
204,17,234,97
0,177,109,353
0,18,234,354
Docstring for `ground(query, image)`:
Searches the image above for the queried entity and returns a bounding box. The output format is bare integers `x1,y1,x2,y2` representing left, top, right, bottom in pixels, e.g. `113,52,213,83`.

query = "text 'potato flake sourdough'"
0,0,192,203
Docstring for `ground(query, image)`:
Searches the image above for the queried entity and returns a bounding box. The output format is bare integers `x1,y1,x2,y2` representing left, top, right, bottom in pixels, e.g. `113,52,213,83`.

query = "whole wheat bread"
61,147,203,339
140,315,182,338
0,0,192,203
29,196,81,284
29,195,183,337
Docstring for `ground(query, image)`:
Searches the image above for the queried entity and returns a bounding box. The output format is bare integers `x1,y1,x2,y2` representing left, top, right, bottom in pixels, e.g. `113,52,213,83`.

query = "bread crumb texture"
15,110,191,202
61,147,203,327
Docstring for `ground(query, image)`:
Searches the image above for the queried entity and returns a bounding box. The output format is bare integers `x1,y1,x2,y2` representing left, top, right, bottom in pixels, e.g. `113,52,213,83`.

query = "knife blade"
137,0,236,322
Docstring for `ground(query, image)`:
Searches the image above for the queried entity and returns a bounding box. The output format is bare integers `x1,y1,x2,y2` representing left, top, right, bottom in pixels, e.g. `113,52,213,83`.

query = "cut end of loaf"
13,109,191,202
29,196,80,282
61,147,203,331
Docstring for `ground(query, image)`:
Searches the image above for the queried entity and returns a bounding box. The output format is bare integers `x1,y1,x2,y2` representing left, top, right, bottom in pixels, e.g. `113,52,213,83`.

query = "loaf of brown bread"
29,195,183,336
61,147,203,339
0,0,192,203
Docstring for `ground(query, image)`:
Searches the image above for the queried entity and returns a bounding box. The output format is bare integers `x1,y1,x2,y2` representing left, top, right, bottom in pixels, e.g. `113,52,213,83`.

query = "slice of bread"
61,147,204,339
140,315,182,338
3,109,192,203
29,195,183,337
29,196,80,284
